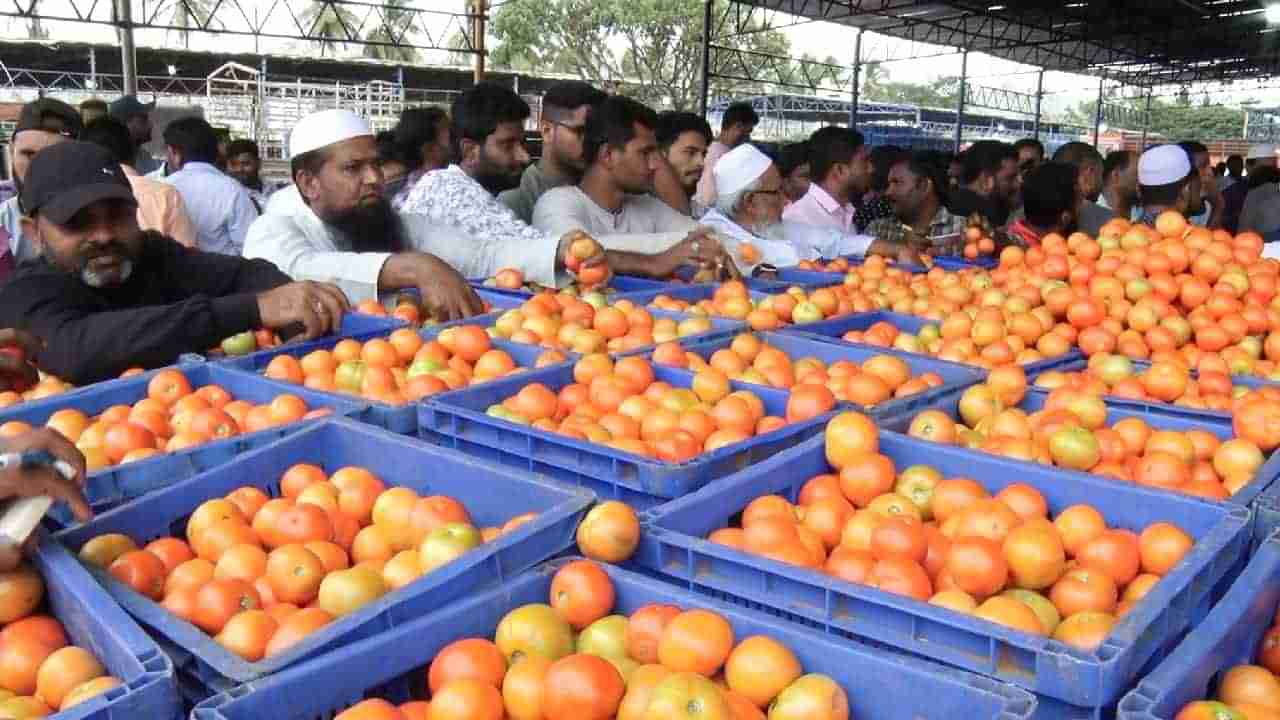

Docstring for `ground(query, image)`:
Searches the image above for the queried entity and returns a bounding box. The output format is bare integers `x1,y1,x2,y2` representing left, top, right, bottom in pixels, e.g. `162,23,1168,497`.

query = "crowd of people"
0,80,1278,523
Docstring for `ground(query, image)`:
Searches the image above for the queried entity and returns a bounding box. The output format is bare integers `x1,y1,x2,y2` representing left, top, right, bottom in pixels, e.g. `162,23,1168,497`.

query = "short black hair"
1179,141,1209,157
542,81,607,114
1023,162,1078,228
79,98,108,113
897,151,949,203
777,141,810,177
869,145,907,193
1052,141,1103,169
1103,150,1134,182
808,126,865,182
394,106,449,170
290,147,330,184
163,116,220,165
225,139,260,159
1013,138,1045,158
1249,164,1280,189
80,117,134,165
960,140,1016,185
655,112,712,151
450,82,531,159
375,130,401,164
1227,154,1245,174
583,95,659,168
722,102,759,130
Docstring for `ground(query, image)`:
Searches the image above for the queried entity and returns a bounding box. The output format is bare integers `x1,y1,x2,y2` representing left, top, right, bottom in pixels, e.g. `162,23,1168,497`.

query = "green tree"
164,0,218,48
1063,97,1245,140
363,0,419,63
300,1,360,56
490,0,796,111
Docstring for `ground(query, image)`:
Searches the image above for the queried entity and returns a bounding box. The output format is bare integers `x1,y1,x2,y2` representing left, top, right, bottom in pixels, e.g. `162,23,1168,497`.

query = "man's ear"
539,120,555,144
295,169,321,204
980,174,996,195
458,137,481,167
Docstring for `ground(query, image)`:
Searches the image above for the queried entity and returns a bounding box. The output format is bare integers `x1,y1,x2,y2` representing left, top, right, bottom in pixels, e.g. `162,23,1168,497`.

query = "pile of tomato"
77,463,536,662
647,280,865,332
490,293,716,355
260,326,567,406
336,559,849,720
1175,617,1280,720
0,564,124,715
486,354,833,462
0,369,328,473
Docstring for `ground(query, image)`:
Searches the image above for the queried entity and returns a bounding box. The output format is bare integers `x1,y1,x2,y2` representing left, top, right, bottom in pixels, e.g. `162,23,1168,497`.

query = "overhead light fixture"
1267,4,1280,24
167,64,177,75
987,4,1006,9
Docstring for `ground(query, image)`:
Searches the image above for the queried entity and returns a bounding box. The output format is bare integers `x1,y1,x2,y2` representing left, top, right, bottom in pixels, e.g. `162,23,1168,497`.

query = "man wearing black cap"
0,141,349,384
108,95,160,175
0,98,82,282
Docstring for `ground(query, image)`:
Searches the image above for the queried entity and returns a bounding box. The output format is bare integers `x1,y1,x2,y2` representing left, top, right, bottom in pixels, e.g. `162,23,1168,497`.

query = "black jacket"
946,187,1010,228
0,231,291,384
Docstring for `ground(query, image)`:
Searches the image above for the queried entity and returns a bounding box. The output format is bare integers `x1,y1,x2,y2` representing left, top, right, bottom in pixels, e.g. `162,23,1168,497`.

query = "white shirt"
698,208,874,273
162,162,259,255
532,186,694,255
243,185,558,304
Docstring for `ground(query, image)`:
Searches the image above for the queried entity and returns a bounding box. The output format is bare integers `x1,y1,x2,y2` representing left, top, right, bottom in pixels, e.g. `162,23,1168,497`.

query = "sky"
2,0,1278,116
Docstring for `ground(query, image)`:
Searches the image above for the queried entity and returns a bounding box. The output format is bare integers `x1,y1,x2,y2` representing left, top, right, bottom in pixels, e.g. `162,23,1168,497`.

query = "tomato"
767,673,850,720
495,604,574,664
543,653,625,720
576,501,641,563
658,609,735,677
549,560,615,630
724,635,802,707
316,565,388,618
640,672,731,720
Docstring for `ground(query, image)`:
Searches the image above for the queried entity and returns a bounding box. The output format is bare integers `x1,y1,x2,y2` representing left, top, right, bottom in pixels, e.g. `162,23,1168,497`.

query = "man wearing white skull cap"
245,109,564,318
1135,144,1202,227
698,144,921,273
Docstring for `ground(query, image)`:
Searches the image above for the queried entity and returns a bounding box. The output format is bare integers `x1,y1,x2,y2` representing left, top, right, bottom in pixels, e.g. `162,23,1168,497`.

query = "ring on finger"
692,240,701,254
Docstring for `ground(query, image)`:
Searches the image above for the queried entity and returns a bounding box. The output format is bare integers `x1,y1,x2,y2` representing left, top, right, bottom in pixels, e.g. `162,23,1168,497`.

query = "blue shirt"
162,162,259,255
0,196,35,265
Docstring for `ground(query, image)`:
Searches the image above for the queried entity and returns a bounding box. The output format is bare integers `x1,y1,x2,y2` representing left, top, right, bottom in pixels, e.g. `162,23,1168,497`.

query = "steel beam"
955,49,967,154
849,29,862,128
115,0,137,96
1033,69,1043,139
700,0,713,117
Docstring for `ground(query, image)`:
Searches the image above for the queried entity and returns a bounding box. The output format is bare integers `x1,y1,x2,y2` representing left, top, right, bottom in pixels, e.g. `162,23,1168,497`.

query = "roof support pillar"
1033,68,1044,140
472,0,487,83
1093,73,1105,149
849,29,862,128
954,49,968,154
699,0,712,116
1140,87,1153,151
115,0,137,96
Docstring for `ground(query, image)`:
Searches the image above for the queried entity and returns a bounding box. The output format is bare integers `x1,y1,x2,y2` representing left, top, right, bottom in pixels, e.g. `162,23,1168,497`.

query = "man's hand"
256,281,351,341
0,329,41,394
658,230,742,281
414,254,486,321
0,428,90,523
557,232,612,286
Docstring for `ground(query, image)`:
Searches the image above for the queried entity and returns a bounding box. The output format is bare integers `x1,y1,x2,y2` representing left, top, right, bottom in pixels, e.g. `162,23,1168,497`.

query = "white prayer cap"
1138,144,1192,186
1249,143,1279,160
289,109,372,159
715,144,774,198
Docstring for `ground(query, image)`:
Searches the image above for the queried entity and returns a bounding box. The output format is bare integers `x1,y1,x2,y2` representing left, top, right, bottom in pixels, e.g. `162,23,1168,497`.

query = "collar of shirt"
173,162,222,176
808,183,850,217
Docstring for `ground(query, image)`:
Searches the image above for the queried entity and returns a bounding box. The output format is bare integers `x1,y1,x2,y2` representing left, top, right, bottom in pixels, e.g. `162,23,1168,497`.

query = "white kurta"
532,186,696,255
698,208,876,273
243,185,559,303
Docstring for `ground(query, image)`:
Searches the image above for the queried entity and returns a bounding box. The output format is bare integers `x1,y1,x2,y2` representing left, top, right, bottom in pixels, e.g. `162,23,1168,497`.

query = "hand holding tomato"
256,281,351,341
0,329,41,394
558,232,611,288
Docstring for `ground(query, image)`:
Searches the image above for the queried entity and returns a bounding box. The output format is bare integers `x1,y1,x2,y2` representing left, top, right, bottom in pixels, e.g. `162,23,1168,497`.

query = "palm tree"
166,0,217,49
363,0,418,63
300,1,361,56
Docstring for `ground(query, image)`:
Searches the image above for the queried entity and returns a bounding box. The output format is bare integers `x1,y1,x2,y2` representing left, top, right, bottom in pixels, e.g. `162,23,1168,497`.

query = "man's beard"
473,150,523,194
328,199,403,253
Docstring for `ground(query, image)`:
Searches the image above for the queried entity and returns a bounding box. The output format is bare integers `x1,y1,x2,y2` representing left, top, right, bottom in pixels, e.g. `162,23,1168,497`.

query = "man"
81,117,198,248
1222,148,1270,234
532,95,736,278
375,131,410,196
1179,141,1222,229
700,143,920,272
870,152,969,257
777,141,811,206
160,116,259,255
1220,154,1244,192
1,98,81,279
1006,162,1080,246
782,126,870,234
1014,138,1045,171
693,101,759,209
1051,142,1114,237
0,141,347,384
1136,144,1203,226
1099,150,1139,222
225,139,286,211
108,95,160,175
854,145,906,231
246,108,585,315
1239,145,1280,237
390,106,451,209
79,99,108,126
653,111,712,216
498,81,608,224
947,140,1018,227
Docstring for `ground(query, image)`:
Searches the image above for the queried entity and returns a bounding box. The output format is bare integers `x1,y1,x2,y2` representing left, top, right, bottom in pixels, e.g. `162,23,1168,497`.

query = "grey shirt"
1077,201,1116,238
1241,183,1280,235
499,163,572,225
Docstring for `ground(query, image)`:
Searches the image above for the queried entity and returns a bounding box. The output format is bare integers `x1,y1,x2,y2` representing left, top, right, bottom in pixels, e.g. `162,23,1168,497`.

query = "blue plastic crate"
191,557,1037,720
933,255,1000,270
52,418,592,701
467,274,674,299
419,363,837,510
1117,528,1280,719
31,535,180,719
878,384,1280,523
219,326,575,435
636,430,1251,712
657,330,986,417
0,364,369,531
783,309,1087,377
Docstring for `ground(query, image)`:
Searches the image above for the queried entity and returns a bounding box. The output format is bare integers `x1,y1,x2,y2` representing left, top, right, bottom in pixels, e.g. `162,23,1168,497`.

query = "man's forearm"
604,249,671,279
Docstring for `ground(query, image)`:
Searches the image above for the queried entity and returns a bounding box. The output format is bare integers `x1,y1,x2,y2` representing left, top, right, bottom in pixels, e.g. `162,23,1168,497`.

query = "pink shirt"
782,183,855,233
123,167,198,248
694,141,731,209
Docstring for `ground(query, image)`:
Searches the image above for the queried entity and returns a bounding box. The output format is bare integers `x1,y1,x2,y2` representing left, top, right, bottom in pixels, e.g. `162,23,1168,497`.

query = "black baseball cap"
13,98,81,140
108,95,155,120
20,141,136,223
